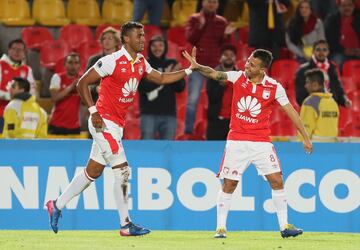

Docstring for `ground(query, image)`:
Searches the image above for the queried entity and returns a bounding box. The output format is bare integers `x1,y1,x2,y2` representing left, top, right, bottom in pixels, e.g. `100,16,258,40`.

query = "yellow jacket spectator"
3,77,47,139
300,69,339,142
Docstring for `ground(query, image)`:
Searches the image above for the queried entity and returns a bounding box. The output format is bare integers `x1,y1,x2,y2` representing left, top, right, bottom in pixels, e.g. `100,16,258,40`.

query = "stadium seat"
144,25,163,42
167,41,179,60
40,40,71,69
236,60,246,70
171,0,197,27
236,43,254,62
67,0,102,26
78,40,102,63
339,106,353,131
0,0,35,26
21,27,54,50
348,90,360,112
341,112,360,137
167,26,187,48
102,0,133,25
270,59,300,90
342,60,360,78
33,0,70,26
59,24,94,51
341,77,358,94
95,24,121,41
270,120,297,136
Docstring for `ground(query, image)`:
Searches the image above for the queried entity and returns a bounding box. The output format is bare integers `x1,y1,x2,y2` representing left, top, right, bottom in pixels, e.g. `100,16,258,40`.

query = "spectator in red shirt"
206,44,237,140
325,0,360,69
184,0,235,136
48,53,81,135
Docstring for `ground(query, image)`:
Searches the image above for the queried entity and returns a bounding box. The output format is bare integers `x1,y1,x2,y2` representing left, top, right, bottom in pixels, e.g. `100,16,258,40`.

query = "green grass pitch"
0,230,359,250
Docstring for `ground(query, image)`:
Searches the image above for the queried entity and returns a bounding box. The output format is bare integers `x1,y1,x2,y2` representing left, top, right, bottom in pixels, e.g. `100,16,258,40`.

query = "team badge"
138,66,143,75
262,89,271,99
20,71,26,78
97,61,102,68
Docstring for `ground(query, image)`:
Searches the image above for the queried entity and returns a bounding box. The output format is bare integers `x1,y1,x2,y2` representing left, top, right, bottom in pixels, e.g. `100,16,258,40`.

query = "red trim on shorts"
217,149,227,177
272,146,282,175
102,131,119,154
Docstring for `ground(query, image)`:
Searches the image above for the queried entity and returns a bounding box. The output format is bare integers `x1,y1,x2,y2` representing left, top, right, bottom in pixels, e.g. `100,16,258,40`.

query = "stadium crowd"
0,0,359,140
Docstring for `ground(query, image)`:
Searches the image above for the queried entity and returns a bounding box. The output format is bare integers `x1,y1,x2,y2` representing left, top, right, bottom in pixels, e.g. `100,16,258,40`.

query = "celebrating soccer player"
182,48,313,238
45,21,192,236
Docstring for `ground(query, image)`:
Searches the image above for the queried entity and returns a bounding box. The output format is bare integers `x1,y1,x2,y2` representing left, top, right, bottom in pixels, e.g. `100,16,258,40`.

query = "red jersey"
0,56,35,117
93,47,152,127
225,70,289,142
49,72,81,129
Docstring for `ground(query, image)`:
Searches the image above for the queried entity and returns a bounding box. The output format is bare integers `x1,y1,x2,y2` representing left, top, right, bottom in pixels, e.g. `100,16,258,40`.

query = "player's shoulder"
264,75,282,88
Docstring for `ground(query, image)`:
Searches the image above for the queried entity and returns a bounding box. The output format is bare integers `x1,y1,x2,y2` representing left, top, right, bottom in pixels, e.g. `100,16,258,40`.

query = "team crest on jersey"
138,66,143,75
262,89,271,99
20,71,26,78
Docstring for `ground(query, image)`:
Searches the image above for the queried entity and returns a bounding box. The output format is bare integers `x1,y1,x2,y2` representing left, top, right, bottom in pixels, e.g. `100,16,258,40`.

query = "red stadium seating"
270,59,299,91
342,60,360,78
236,43,254,62
339,106,353,132
144,24,162,42
95,24,121,41
167,41,179,60
78,40,102,62
236,59,246,70
40,40,71,69
270,120,297,136
341,77,358,94
341,112,360,137
21,27,53,50
167,26,187,48
238,26,249,44
348,90,360,112
59,24,94,51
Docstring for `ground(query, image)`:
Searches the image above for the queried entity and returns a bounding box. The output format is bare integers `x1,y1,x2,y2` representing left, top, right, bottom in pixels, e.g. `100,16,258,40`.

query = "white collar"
120,46,142,63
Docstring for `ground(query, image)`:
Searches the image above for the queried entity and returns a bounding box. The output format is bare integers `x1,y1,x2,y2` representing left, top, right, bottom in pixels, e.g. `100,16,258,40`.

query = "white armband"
184,68,193,76
88,106,98,114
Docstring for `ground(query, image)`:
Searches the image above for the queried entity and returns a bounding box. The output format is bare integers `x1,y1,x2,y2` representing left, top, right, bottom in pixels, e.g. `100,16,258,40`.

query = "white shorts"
88,117,127,167
218,140,282,181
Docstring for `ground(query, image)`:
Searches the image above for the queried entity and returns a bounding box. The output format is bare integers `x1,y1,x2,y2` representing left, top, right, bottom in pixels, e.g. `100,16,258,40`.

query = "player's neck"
249,73,265,85
124,45,138,60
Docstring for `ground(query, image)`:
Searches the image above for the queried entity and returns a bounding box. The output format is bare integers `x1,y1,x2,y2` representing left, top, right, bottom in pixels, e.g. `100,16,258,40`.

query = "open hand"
182,47,198,70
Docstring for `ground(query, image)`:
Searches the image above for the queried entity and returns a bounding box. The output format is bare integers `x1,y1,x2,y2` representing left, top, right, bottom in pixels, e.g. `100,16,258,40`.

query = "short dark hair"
252,49,273,68
8,39,26,49
305,68,325,87
313,39,328,50
221,44,237,55
65,52,80,63
120,21,144,44
13,77,30,92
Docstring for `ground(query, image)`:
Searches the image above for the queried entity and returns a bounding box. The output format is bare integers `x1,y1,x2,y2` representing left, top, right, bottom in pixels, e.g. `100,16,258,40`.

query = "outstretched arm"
144,68,188,85
182,48,228,81
281,103,313,154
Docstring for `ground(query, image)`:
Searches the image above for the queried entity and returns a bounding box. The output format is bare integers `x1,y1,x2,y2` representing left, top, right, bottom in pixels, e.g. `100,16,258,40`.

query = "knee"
223,179,238,193
86,165,104,179
271,179,284,190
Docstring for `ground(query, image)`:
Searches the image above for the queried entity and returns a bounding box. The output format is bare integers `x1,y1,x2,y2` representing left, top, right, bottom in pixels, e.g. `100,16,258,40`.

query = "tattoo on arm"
215,72,227,81
197,65,227,81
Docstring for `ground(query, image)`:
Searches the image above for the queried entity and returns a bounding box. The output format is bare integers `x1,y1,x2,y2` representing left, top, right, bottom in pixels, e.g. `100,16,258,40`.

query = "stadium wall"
0,140,359,232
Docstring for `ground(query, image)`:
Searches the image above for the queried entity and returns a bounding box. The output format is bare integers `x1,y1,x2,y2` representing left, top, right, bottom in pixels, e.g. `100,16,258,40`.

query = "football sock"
113,167,131,227
272,189,288,230
56,169,94,210
216,190,232,229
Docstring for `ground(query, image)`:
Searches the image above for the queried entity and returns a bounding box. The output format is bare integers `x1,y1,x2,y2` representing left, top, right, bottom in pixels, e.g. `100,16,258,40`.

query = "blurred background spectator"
325,0,360,69
300,68,339,142
0,39,36,134
286,0,325,63
139,35,185,140
48,53,81,135
206,44,237,140
3,77,47,139
311,0,337,20
133,0,164,26
247,0,290,59
184,0,235,137
295,40,352,108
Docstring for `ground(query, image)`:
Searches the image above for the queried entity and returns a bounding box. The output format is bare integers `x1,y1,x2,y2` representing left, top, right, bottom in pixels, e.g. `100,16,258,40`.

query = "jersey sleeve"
93,54,116,77
49,73,61,90
144,58,153,73
225,71,243,84
275,83,290,106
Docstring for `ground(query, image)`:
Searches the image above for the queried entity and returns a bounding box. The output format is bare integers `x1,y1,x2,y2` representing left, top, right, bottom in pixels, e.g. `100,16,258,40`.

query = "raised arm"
281,103,313,153
144,68,188,85
182,47,228,82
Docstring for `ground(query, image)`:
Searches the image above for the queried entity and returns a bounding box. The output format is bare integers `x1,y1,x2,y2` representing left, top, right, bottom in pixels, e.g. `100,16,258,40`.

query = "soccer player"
182,48,313,238
45,21,192,236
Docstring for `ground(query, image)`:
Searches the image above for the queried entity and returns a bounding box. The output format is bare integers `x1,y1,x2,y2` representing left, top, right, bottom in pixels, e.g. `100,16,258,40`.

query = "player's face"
244,55,264,79
220,49,236,68
65,56,81,76
128,28,145,53
150,41,165,58
313,44,329,62
8,43,26,63
101,32,118,51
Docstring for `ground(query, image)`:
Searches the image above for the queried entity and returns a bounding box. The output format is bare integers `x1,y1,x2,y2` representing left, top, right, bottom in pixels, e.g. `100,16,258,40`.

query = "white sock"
113,167,131,227
272,189,288,230
56,169,94,210
216,190,232,230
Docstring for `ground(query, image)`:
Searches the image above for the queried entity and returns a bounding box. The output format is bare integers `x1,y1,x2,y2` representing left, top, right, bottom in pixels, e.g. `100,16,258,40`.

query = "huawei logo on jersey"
122,78,138,97
236,96,261,123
